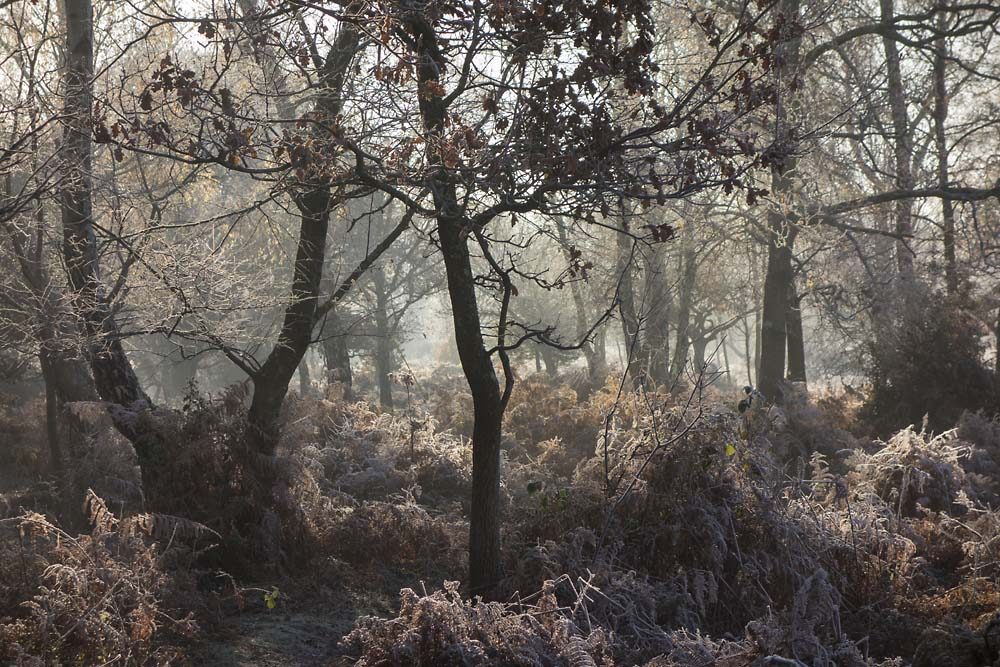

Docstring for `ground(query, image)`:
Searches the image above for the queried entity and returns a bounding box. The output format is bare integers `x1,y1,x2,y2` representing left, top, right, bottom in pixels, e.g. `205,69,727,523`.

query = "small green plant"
263,586,281,610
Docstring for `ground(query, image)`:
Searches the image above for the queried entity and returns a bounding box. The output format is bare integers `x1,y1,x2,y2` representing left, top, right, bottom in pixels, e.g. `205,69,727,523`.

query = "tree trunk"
322,311,353,399
248,189,333,452
62,0,155,470
756,0,801,405
995,305,1000,379
692,336,710,373
165,343,199,397
556,219,605,382
721,338,732,383
670,222,696,379
439,208,503,596
616,231,645,388
758,227,794,402
540,346,560,379
33,293,98,471
880,0,916,282
409,15,503,596
246,21,360,454
933,19,958,295
594,328,607,377
753,305,761,381
298,354,311,397
786,286,806,384
39,356,62,473
373,267,394,410
643,245,671,387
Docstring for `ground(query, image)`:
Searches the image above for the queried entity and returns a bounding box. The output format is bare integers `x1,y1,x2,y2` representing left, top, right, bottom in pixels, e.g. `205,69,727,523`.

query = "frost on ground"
2,376,1000,666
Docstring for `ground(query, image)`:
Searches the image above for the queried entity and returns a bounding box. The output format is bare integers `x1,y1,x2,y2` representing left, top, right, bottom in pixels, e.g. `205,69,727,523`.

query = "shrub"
342,580,614,667
862,291,996,433
848,426,968,517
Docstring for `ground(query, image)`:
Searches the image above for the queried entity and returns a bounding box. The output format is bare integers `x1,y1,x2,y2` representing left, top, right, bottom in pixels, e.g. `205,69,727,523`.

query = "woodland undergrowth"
2,372,1000,665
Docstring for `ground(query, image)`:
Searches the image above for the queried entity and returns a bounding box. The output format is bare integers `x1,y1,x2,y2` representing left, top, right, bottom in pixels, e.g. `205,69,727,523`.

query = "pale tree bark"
373,265,395,410
670,220,696,379
751,254,761,380
298,356,312,397
539,345,561,379
616,229,645,388
933,10,958,295
555,218,606,383
995,305,1000,378
322,314,353,398
642,245,671,387
785,283,806,383
880,0,916,282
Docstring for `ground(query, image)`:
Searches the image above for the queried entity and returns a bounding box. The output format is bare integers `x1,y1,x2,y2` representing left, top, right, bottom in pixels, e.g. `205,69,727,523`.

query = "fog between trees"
2,1,1000,665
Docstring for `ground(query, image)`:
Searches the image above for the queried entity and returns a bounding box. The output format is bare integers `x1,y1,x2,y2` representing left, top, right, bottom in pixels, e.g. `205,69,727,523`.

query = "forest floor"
185,567,436,667
4,376,1000,666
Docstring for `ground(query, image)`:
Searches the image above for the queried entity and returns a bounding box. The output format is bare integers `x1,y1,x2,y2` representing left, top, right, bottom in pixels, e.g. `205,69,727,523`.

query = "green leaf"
264,587,280,610
725,443,736,457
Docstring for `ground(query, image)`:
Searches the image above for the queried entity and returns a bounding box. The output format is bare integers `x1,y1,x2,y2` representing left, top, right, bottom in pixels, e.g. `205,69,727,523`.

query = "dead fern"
83,487,118,533
124,512,222,545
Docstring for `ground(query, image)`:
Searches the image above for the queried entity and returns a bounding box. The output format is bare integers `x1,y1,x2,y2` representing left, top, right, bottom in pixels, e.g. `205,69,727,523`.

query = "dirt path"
188,608,358,667
185,570,410,667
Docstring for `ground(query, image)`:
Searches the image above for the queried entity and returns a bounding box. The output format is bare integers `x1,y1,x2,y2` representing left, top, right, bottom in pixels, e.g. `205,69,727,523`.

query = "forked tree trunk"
7,202,99,471
248,188,333,452
409,14,504,596
245,21,361,454
438,207,504,595
756,0,801,405
36,309,99,470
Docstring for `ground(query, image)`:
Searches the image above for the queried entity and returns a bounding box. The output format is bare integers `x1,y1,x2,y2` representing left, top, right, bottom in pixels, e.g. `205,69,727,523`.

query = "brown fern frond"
83,488,118,533
563,635,598,667
125,513,221,545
